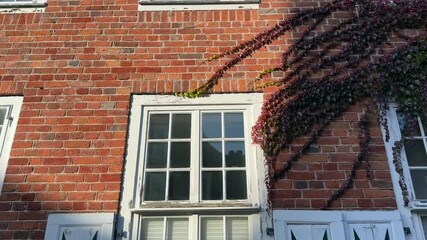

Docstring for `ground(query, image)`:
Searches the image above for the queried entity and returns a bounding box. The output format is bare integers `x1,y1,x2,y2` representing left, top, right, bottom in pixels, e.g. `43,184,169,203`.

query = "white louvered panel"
226,217,249,240
201,217,224,240
166,218,189,240
141,218,164,240
287,224,329,240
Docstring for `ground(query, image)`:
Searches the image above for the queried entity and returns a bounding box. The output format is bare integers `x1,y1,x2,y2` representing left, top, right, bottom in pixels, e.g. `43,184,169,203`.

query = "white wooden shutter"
201,217,223,240
166,218,189,240
141,218,164,240
286,224,330,240
225,217,249,240
44,213,115,240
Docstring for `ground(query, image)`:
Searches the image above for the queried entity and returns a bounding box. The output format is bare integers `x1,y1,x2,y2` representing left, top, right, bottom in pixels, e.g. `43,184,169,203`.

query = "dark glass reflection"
170,142,191,168
410,169,427,199
146,142,168,168
168,171,190,200
202,171,223,200
149,114,169,139
224,113,244,138
202,142,222,167
171,114,191,139
202,113,221,138
404,139,427,166
144,172,166,201
226,171,247,200
225,141,245,167
0,109,6,125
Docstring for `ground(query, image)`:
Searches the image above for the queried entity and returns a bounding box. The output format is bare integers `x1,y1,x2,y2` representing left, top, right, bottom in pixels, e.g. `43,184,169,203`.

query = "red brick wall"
271,103,396,210
0,0,395,238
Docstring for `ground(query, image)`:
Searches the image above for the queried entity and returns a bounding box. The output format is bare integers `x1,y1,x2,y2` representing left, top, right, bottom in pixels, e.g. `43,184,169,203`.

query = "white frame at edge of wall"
381,104,427,240
118,93,273,240
0,96,23,195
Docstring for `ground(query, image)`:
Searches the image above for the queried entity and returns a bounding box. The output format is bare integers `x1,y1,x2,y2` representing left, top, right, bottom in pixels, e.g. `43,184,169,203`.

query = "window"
0,96,23,193
273,210,405,240
119,94,266,240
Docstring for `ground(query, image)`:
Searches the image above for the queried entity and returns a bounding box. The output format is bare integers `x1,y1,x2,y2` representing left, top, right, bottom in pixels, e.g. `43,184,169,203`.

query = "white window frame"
381,104,427,240
138,0,259,11
0,0,47,13
273,210,405,240
0,96,23,194
118,93,271,240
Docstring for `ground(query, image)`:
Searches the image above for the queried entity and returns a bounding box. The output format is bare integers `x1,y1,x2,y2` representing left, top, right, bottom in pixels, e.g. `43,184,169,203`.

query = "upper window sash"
139,107,253,206
0,96,23,193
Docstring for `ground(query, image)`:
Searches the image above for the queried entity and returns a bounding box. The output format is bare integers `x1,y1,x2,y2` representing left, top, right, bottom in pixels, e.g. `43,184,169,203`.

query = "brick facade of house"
0,0,397,239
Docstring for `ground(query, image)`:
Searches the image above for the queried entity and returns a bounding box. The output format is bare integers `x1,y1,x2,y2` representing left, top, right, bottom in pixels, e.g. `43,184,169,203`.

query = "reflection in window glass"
144,172,166,201
226,171,247,200
202,142,222,167
149,114,169,139
202,113,221,138
0,109,6,125
202,171,223,200
146,143,168,168
224,113,244,138
169,172,190,200
225,141,245,167
410,170,427,200
171,114,191,139
404,139,427,166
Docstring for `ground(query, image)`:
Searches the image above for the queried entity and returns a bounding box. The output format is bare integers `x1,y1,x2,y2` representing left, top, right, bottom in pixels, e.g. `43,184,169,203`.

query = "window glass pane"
171,114,191,139
397,112,421,136
144,172,166,201
168,172,190,201
0,109,6,125
410,169,427,199
225,141,245,167
201,217,223,240
202,113,221,138
202,142,222,167
226,217,249,240
141,218,164,240
146,142,168,168
202,171,223,200
149,114,169,139
166,218,189,240
224,113,244,138
226,171,247,200
422,117,427,135
170,142,190,168
421,216,427,239
404,139,427,166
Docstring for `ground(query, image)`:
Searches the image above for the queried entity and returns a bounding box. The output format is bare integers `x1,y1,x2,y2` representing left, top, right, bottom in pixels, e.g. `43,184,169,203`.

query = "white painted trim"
0,0,46,13
44,213,115,240
0,96,23,195
118,93,268,240
138,3,258,11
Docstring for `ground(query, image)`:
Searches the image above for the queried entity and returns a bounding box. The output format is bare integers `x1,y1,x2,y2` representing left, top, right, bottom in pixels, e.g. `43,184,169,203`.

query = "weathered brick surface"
0,0,396,238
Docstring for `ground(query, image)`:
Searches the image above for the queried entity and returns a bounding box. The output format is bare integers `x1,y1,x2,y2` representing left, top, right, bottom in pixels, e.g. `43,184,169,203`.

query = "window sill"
138,2,259,11
131,206,260,215
0,2,47,13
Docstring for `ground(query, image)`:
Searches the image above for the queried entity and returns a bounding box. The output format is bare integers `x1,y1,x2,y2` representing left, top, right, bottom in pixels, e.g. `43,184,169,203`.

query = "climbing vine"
180,0,427,208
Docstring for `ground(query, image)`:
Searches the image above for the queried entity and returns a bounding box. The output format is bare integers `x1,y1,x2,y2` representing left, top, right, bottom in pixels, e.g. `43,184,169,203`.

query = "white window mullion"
162,217,167,240
192,110,200,203
223,216,227,240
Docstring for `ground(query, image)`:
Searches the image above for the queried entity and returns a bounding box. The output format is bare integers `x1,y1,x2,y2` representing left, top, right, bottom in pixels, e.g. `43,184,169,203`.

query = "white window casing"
138,0,259,11
118,93,272,240
0,96,23,194
0,0,47,13
381,104,427,240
